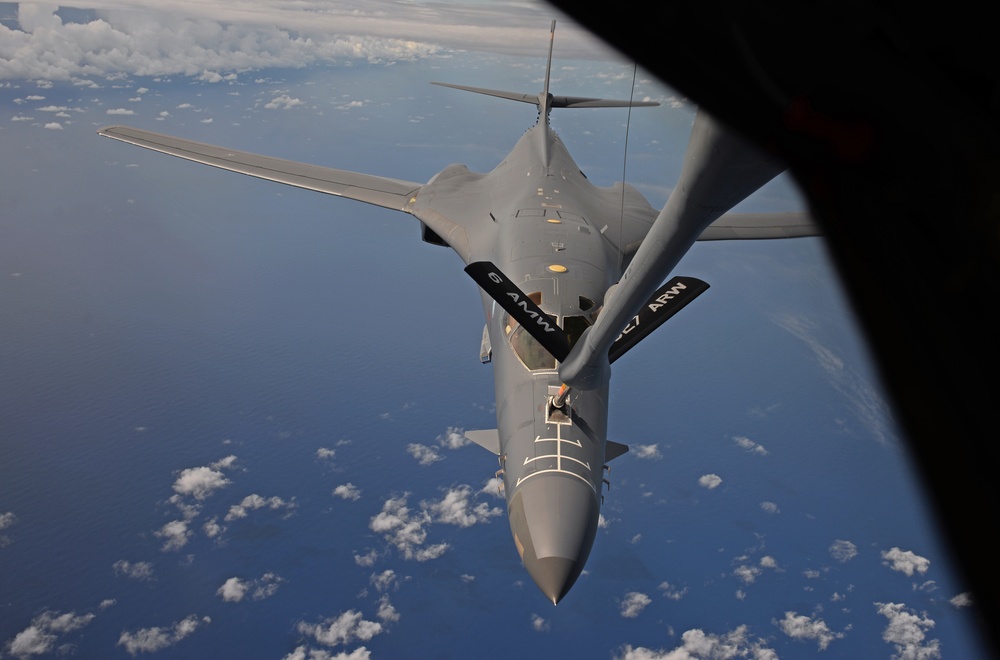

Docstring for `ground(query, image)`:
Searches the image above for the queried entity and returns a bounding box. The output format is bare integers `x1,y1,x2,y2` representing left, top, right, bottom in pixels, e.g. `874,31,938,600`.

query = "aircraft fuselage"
441,123,630,603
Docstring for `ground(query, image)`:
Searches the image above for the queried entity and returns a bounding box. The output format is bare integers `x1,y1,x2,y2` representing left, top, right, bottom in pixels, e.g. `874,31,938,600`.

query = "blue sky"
0,2,986,658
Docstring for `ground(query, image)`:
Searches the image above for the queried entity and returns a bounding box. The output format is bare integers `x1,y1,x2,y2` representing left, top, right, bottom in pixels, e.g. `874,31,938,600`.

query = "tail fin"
430,21,659,122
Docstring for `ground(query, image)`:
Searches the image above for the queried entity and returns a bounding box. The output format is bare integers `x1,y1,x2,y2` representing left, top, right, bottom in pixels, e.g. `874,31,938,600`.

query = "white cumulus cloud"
224,494,296,521
436,426,470,449
155,520,191,552
881,547,930,577
333,483,362,501
117,615,209,657
368,494,448,561
616,625,776,659
217,573,284,602
172,465,231,500
733,435,768,455
113,560,155,581
658,581,688,601
406,443,443,466
619,591,652,618
423,486,502,528
875,602,940,659
296,610,383,648
830,539,858,562
776,611,845,650
698,474,722,489
632,444,662,460
6,610,96,658
264,94,304,110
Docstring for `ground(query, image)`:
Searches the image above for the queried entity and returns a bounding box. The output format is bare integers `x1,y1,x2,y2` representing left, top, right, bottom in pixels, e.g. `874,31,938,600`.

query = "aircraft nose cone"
507,475,600,605
523,556,581,605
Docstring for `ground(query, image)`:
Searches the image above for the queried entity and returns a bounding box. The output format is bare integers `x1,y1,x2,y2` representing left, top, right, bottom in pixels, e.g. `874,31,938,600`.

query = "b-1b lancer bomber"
98,21,818,604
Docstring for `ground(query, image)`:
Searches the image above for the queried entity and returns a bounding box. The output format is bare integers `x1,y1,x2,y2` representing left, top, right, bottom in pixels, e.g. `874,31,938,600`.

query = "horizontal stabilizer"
465,429,500,455
97,125,422,212
431,82,659,109
698,211,820,240
465,261,570,362
605,440,629,462
608,276,709,363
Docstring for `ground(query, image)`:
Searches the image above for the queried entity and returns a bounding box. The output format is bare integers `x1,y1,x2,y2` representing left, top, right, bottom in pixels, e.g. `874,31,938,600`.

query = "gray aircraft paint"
98,22,818,604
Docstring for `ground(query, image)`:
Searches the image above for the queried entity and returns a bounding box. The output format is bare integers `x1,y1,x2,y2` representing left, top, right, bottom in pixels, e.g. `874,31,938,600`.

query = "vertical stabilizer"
539,20,557,124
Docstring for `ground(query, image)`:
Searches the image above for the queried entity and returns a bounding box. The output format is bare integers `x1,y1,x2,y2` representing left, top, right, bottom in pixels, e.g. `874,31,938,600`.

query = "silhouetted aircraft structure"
99,22,817,604
543,2,998,650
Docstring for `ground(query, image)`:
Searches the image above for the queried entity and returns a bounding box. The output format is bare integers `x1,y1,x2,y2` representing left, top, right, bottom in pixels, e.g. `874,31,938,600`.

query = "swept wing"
98,125,422,212
699,211,819,240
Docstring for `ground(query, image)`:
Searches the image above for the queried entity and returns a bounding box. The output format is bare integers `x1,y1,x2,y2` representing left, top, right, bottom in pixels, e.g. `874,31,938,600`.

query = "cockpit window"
503,298,593,372
504,292,557,371
562,316,591,352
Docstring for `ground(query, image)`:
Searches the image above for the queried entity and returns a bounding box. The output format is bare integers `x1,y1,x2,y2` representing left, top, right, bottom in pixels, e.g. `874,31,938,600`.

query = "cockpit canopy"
503,292,592,371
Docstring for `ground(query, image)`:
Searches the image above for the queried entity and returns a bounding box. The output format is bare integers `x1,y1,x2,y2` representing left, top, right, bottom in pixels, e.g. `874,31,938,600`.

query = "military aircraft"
98,21,817,605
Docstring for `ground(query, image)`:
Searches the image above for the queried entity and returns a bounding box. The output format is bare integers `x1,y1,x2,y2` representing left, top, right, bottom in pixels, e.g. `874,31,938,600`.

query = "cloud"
423,486,502,528
224,494,296,521
616,625,776,659
0,511,15,547
619,591,652,618
0,2,617,83
284,647,371,660
760,501,780,514
733,564,762,585
5,610,96,658
217,577,248,603
317,447,336,460
698,474,722,489
1,4,443,82
775,611,845,650
211,455,238,469
264,94,304,110
118,615,209,657
156,520,191,551
353,550,378,567
875,602,940,659
733,436,768,456
436,426,470,450
480,477,504,499
217,573,284,602
106,108,135,115
406,443,443,466
657,581,688,601
43,122,63,130
113,560,155,581
950,592,973,608
370,569,398,593
881,547,930,577
531,614,550,632
368,494,449,561
203,517,225,539
376,595,399,623
296,610,383,648
829,539,858,562
632,444,662,460
333,483,362,501
172,465,231,500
